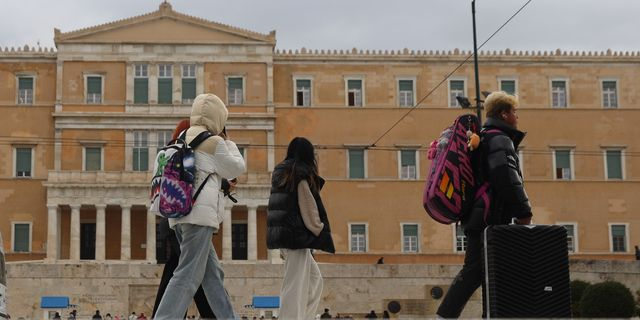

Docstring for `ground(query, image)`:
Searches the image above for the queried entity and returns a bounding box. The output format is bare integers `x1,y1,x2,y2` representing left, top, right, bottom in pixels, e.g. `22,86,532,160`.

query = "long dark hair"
280,137,318,192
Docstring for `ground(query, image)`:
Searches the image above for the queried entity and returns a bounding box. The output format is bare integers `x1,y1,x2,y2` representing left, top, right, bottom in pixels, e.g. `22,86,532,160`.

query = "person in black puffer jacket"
267,137,335,320
437,91,532,318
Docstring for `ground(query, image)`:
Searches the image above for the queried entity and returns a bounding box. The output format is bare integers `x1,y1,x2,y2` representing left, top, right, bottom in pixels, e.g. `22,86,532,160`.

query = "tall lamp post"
471,0,482,123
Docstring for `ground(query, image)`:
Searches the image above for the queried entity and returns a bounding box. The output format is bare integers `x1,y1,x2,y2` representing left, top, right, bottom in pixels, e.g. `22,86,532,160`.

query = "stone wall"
6,260,640,319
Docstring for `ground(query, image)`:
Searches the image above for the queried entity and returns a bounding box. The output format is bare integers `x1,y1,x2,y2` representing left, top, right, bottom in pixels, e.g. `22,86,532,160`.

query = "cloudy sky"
1,0,638,53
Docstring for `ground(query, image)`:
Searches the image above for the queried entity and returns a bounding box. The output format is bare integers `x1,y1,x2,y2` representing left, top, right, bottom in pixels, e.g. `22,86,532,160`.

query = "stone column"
69,204,81,261
247,205,258,261
222,207,233,260
46,204,59,261
120,205,131,260
95,204,107,261
173,64,181,105
146,206,156,263
54,129,62,171
267,131,275,172
149,64,158,105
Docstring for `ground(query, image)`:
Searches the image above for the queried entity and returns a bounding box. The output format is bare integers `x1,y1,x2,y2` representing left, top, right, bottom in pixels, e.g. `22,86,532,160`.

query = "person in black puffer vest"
267,137,335,320
437,91,532,318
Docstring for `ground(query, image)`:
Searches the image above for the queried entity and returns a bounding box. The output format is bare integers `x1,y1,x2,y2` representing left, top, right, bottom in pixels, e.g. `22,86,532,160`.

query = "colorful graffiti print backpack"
423,114,490,224
150,130,213,219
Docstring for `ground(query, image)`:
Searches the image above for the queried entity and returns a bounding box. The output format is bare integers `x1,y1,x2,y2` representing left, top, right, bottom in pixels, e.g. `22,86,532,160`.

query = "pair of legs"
437,231,486,318
155,223,235,320
279,249,323,320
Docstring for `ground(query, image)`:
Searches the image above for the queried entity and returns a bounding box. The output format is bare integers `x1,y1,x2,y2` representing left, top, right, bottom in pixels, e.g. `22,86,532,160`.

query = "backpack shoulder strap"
188,131,214,149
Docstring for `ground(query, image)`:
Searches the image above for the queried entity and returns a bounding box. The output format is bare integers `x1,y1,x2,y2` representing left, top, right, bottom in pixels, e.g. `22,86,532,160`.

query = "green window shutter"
612,225,625,237
552,81,566,89
85,147,101,171
403,224,418,237
349,149,365,179
348,79,362,90
87,77,102,94
16,148,32,176
14,223,30,252
606,150,622,179
229,77,243,89
133,148,149,171
296,79,311,89
563,225,574,237
182,78,196,102
399,80,413,91
351,224,365,235
501,80,516,94
603,81,616,90
401,150,416,166
450,80,464,91
19,77,33,90
158,78,173,104
555,150,570,168
134,78,148,104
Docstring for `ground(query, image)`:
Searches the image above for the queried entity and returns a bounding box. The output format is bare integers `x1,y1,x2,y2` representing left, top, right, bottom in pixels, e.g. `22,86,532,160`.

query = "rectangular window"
500,79,516,95
350,224,367,252
18,76,34,105
602,81,618,108
86,76,102,104
402,224,419,253
12,223,30,252
561,224,576,253
449,80,465,107
134,64,148,104
158,64,173,104
551,80,567,108
605,149,623,180
347,79,363,107
400,150,417,180
182,64,196,104
84,147,102,171
455,224,467,252
610,224,627,252
348,149,365,179
157,130,173,152
15,147,33,177
133,131,149,172
228,77,244,105
295,79,311,107
398,80,414,107
554,149,572,180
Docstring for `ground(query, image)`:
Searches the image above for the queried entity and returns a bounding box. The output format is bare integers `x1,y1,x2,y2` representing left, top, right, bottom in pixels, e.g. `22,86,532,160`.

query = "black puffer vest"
266,161,335,253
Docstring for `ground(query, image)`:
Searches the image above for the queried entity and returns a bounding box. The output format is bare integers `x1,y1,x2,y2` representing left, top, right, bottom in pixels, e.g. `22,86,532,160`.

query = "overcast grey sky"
1,0,638,53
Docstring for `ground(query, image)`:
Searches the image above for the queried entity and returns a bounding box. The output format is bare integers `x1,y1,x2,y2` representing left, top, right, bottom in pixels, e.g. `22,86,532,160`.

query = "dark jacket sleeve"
486,135,532,219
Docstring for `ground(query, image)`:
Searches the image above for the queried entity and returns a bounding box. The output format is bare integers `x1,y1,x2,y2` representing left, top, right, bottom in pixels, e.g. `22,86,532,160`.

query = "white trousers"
279,249,323,320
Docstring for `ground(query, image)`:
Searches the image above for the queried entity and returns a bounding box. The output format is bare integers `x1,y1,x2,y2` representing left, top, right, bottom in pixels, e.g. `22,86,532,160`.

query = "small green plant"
579,281,635,318
570,280,590,317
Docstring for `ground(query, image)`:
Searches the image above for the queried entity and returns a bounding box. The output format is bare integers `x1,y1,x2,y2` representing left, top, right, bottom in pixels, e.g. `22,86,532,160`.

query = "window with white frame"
346,79,363,107
237,146,247,166
86,76,103,104
604,149,624,180
133,131,149,172
500,79,516,95
157,130,173,152
455,224,467,252
158,64,173,104
18,76,34,105
449,80,465,107
348,149,365,179
553,149,573,180
602,80,618,108
399,149,417,180
402,224,419,253
182,64,196,104
228,77,244,105
15,147,33,178
12,222,31,252
551,80,567,108
560,224,577,253
398,79,414,107
610,224,627,252
84,146,102,171
350,224,367,252
134,64,148,104
295,79,312,107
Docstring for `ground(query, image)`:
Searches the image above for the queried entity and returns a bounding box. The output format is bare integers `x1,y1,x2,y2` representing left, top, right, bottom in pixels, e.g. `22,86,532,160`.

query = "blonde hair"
484,91,518,118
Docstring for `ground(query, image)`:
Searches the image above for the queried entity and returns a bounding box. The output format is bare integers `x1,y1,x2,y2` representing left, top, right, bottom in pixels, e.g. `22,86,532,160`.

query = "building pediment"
54,2,275,46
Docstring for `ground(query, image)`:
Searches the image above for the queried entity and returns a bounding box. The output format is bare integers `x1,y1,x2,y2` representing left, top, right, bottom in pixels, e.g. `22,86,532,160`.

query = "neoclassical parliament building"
1,2,638,267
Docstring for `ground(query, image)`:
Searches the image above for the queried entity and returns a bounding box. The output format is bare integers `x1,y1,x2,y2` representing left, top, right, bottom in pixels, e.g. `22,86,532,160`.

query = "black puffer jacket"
463,117,532,231
266,160,335,253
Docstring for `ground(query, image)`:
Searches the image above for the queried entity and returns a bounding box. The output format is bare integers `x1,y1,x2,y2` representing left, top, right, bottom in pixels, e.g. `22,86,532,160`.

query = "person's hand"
228,178,237,192
516,216,532,225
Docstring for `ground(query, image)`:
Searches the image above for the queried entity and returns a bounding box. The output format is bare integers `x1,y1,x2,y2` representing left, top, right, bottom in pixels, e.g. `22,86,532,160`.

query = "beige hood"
189,94,228,134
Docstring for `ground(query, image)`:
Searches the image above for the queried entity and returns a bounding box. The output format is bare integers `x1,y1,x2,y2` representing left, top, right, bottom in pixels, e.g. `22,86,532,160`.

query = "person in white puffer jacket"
155,93,245,320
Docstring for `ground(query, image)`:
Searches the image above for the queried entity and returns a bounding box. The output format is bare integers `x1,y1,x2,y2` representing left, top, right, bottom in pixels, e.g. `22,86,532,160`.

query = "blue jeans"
155,224,236,320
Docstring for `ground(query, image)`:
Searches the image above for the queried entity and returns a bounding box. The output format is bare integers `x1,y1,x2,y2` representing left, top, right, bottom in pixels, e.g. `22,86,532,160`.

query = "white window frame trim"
451,224,468,253
346,147,368,179
82,145,105,171
497,76,518,95
84,74,105,104
348,222,369,253
11,221,32,253
608,222,630,253
603,147,626,180
396,76,417,107
400,222,421,253
549,77,570,108
600,78,619,109
158,64,173,78
133,131,150,172
344,76,366,107
447,77,468,108
13,146,35,178
397,149,420,180
292,75,314,107
134,64,149,78
556,222,579,254
552,148,575,180
15,73,37,105
225,74,247,106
